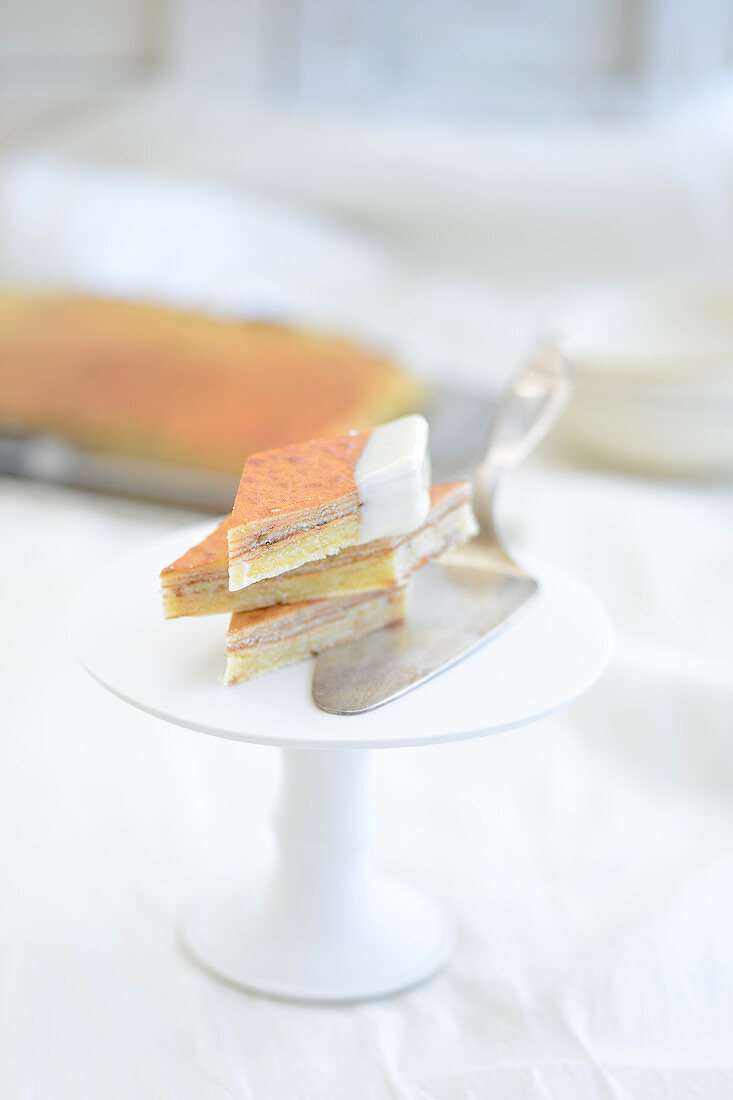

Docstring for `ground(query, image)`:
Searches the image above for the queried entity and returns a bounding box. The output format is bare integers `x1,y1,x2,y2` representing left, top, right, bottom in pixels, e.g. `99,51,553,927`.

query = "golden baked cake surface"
162,516,232,578
0,293,423,473
230,430,369,543
226,429,373,589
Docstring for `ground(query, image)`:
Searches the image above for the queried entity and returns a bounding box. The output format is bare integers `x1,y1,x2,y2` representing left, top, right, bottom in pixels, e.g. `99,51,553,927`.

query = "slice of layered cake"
227,415,430,591
161,481,476,618
224,587,410,683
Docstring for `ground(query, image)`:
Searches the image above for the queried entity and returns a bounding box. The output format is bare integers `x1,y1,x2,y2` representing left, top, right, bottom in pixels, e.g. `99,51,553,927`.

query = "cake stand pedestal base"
182,748,454,1002
69,520,612,1004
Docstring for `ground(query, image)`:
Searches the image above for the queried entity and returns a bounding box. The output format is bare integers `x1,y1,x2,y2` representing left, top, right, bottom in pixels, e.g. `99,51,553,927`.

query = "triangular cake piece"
224,586,410,684
227,415,430,591
161,481,477,619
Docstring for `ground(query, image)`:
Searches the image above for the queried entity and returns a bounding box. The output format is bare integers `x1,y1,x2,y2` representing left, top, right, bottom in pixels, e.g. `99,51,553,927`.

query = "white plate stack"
543,284,733,477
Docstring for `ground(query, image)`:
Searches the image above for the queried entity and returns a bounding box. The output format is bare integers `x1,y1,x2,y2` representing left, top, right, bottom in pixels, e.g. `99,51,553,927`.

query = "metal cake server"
312,347,574,714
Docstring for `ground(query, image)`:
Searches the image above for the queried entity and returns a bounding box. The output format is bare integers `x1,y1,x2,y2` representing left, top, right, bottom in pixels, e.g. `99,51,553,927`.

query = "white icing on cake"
354,415,431,543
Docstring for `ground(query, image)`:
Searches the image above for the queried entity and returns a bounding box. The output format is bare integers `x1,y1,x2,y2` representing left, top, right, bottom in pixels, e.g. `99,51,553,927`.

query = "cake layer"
0,293,423,474
227,430,367,590
227,415,430,591
161,481,476,618
224,586,409,684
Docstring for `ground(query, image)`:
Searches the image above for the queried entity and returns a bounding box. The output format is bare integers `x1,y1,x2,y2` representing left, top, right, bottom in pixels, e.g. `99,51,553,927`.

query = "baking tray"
0,384,496,511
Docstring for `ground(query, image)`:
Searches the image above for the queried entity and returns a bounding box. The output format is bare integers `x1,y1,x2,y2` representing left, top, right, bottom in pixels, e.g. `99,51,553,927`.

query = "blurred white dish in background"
542,284,733,476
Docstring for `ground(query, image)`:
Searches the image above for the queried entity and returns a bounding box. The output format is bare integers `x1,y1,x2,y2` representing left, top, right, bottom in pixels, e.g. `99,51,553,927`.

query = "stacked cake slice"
160,416,478,683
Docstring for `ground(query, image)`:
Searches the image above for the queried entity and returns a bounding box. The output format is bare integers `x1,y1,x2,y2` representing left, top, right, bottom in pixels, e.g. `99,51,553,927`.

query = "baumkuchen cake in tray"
0,293,424,477
160,417,478,685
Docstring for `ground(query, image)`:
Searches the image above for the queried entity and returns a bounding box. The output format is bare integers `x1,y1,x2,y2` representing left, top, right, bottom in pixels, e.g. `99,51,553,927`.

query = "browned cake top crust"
160,516,232,577
161,481,465,579
0,293,423,473
229,431,369,546
228,597,333,636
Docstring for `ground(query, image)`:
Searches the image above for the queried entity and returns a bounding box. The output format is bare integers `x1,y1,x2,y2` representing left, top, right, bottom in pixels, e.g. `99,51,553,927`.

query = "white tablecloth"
1,458,731,1100
1,99,732,1096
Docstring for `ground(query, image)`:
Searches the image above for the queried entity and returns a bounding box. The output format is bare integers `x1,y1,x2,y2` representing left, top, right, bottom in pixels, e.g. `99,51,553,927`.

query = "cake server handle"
471,346,574,541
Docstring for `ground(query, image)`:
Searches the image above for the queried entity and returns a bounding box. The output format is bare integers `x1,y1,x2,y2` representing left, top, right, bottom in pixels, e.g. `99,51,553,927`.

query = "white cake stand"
68,519,612,1003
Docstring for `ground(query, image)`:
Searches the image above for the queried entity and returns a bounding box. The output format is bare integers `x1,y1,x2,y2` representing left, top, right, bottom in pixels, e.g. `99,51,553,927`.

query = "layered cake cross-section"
226,415,430,591
224,586,410,684
160,481,476,619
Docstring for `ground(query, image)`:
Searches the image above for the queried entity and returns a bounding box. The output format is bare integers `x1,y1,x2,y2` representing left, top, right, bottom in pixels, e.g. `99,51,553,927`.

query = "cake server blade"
312,348,573,714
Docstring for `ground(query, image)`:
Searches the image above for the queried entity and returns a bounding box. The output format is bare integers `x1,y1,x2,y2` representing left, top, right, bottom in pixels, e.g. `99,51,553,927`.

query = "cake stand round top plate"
68,520,612,750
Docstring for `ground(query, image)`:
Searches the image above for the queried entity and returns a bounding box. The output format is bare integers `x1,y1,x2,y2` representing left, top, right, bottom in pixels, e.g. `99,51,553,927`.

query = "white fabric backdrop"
1,460,731,1099
0,116,732,1098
